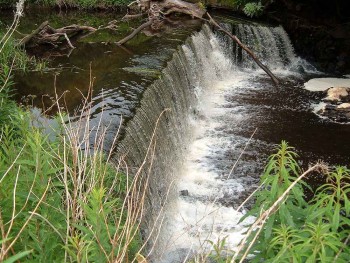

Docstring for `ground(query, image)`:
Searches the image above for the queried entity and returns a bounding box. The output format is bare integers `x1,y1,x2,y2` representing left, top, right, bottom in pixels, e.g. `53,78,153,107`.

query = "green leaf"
264,213,275,240
0,238,11,245
332,203,340,231
3,250,32,263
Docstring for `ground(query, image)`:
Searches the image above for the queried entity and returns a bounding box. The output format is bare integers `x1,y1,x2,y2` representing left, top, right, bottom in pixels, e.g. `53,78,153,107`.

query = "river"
2,9,350,262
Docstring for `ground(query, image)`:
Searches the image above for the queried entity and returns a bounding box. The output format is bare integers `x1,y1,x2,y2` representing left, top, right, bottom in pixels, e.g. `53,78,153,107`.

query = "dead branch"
117,19,154,45
19,21,49,46
19,22,97,49
158,0,205,18
206,13,280,85
122,13,146,20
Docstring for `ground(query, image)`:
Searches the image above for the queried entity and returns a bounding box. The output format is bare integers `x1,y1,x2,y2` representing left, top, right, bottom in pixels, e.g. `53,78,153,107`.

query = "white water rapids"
118,23,317,262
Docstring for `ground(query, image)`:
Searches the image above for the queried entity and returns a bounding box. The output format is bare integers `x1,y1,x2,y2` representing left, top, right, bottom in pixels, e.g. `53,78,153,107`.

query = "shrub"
237,142,350,262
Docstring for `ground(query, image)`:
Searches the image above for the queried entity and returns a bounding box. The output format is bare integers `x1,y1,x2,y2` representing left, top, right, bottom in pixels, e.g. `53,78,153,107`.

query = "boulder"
324,87,350,102
180,190,189,196
336,103,350,111
318,102,350,122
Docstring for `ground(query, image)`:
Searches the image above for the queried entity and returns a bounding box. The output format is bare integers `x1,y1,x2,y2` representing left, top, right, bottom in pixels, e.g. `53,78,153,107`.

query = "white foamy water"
157,76,258,262
153,24,317,261
119,23,316,262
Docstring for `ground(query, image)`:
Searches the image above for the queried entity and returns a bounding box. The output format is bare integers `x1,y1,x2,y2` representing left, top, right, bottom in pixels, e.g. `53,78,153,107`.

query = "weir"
117,23,314,262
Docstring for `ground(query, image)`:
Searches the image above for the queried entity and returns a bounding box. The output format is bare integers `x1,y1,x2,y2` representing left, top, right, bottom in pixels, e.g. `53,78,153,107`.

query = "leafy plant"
0,5,144,261
242,2,263,17
237,142,350,262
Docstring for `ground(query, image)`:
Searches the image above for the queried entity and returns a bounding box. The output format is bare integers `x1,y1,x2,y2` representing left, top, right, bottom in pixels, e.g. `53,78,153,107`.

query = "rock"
318,102,350,122
336,103,350,111
180,190,189,196
324,87,350,102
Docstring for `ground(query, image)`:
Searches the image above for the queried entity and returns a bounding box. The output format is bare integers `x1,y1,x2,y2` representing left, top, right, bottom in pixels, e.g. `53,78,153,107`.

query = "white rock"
304,78,350,92
336,103,350,110
325,87,349,101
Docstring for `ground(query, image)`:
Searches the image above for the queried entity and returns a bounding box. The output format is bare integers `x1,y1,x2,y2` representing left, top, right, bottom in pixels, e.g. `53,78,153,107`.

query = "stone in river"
324,87,350,102
336,103,350,111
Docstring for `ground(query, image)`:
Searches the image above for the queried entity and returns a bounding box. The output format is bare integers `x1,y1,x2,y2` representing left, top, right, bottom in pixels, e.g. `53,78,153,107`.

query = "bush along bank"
241,142,350,262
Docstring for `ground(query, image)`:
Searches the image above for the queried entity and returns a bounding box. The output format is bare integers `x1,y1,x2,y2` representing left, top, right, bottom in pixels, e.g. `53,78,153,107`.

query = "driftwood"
122,13,146,20
117,0,205,44
19,21,97,48
17,0,279,85
117,19,154,45
206,13,279,85
19,21,49,46
116,0,279,85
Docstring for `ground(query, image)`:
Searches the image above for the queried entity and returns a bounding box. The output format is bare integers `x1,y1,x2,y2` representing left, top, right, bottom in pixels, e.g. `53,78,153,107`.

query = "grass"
0,3,147,261
0,96,148,262
0,72,150,262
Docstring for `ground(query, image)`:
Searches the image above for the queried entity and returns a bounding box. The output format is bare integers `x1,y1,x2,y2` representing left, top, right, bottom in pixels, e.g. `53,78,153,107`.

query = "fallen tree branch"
158,0,205,18
206,13,280,85
122,13,146,20
117,19,154,45
62,33,75,49
19,21,49,46
19,22,97,49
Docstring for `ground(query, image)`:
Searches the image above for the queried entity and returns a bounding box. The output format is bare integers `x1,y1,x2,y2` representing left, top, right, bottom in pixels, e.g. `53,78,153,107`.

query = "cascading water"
117,23,316,262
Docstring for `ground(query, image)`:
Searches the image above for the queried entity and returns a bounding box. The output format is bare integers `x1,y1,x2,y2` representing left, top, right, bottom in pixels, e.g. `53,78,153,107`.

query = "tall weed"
236,142,350,262
0,4,144,260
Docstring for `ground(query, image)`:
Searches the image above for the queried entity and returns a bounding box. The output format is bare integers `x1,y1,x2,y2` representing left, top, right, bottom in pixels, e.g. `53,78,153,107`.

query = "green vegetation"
242,1,263,17
215,0,266,17
0,0,133,9
0,8,144,262
241,142,350,262
200,142,350,262
0,35,33,71
0,112,144,261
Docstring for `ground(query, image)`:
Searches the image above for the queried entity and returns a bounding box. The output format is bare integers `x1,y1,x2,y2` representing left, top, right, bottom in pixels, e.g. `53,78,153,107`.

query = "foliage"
237,141,350,262
0,113,143,262
0,8,144,262
0,67,23,138
0,34,31,71
242,1,263,17
0,0,133,8
30,0,133,8
222,0,270,17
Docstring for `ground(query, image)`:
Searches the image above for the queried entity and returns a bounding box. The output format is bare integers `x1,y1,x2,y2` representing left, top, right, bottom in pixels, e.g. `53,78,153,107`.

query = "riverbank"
0,6,144,262
0,0,131,9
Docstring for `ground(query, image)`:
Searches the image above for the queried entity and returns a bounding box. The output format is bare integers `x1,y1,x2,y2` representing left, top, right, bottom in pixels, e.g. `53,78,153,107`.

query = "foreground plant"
0,98,149,262
232,141,350,263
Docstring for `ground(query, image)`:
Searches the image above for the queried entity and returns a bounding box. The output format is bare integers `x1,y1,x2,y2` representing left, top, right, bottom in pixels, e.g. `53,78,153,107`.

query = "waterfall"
233,24,316,72
117,23,313,262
